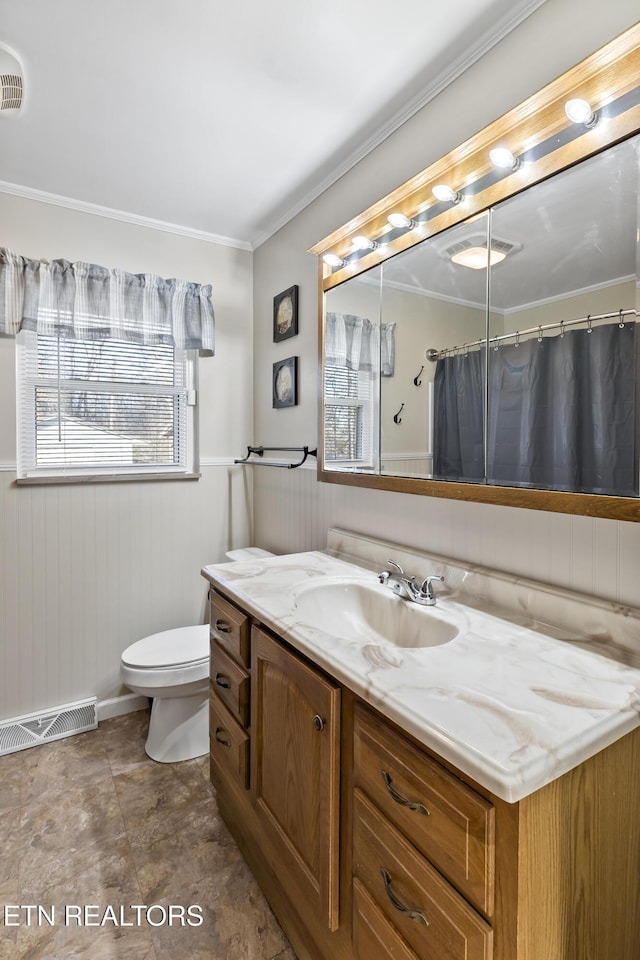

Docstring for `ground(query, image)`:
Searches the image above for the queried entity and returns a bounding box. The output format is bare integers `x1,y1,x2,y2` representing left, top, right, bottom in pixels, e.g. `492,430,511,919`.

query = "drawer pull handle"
381,868,429,926
214,618,232,634
214,726,231,746
215,673,231,689
313,715,325,732
382,770,430,816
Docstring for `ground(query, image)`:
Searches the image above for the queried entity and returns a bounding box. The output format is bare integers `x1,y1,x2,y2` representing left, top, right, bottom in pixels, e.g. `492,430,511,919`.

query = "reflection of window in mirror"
323,267,382,472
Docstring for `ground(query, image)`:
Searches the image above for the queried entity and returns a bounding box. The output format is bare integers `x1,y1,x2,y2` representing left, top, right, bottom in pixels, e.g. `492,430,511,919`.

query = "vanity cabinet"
251,626,341,931
204,584,640,960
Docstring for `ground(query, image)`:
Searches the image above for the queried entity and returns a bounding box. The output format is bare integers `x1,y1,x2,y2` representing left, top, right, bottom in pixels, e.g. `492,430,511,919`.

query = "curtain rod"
426,308,639,361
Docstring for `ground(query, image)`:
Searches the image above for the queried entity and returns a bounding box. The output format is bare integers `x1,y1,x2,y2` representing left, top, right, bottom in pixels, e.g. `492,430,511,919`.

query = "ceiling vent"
441,235,520,259
1,73,22,110
440,233,521,270
0,44,24,113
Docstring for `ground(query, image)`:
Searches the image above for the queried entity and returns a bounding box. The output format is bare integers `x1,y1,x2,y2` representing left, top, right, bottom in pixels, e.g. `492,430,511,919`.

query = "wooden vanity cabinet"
205,585,640,960
251,626,341,931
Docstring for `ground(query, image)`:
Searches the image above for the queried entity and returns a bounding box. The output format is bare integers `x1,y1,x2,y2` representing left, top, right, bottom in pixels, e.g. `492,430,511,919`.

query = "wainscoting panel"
252,466,640,609
0,465,251,723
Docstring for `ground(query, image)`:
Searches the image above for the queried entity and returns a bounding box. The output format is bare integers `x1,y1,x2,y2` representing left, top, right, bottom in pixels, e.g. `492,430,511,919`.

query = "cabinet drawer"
353,878,420,960
209,696,249,790
210,591,250,667
210,640,250,727
353,789,492,960
353,704,494,916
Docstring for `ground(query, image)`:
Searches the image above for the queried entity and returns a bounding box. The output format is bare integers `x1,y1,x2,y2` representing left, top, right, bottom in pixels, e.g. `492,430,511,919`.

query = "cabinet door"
251,626,341,931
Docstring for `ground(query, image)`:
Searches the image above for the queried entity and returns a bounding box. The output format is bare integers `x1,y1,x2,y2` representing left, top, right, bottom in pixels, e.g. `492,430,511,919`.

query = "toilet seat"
121,624,209,669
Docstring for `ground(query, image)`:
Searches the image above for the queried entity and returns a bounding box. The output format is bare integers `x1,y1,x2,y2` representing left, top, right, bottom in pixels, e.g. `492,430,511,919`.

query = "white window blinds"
17,332,194,478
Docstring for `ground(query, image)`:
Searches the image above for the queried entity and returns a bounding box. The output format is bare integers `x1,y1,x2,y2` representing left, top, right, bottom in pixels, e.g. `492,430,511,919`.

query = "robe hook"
413,365,424,386
393,404,404,424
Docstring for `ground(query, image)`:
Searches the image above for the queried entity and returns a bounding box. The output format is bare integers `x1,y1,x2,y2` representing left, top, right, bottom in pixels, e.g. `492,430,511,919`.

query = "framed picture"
272,356,298,408
273,285,298,342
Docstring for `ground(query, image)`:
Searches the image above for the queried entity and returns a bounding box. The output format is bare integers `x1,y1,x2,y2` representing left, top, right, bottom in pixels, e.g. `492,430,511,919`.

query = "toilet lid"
122,624,209,669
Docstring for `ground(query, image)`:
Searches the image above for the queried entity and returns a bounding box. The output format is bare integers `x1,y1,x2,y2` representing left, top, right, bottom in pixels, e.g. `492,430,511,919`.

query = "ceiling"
0,0,546,250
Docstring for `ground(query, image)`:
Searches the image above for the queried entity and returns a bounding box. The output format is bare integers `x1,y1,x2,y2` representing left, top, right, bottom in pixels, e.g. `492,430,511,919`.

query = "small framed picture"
273,285,298,342
272,356,298,408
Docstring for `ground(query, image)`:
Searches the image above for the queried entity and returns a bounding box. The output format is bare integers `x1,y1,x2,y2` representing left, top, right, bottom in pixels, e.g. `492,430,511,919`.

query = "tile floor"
0,709,295,960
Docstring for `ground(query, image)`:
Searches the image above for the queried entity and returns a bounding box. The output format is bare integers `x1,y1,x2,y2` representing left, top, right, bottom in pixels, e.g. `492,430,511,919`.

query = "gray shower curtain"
433,322,638,495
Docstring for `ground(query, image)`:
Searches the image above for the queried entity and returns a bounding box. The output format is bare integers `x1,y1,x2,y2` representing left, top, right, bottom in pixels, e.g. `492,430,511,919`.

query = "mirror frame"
310,23,640,522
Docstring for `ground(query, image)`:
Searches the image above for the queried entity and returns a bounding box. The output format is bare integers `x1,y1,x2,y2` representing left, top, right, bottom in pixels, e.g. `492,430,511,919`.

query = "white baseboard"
97,693,149,722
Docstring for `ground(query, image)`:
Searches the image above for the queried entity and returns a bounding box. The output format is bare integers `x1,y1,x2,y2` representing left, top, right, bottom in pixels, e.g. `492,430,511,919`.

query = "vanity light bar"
317,56,640,277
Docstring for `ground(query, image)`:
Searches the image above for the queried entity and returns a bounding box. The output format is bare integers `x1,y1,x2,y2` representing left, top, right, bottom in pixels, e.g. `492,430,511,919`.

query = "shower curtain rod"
426,308,639,361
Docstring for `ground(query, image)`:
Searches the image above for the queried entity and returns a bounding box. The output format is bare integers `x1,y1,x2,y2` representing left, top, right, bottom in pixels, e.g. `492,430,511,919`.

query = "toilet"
120,624,210,763
120,546,274,763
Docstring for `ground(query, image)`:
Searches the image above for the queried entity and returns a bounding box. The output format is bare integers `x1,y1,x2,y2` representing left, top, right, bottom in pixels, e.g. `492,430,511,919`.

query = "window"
323,363,377,468
16,332,197,480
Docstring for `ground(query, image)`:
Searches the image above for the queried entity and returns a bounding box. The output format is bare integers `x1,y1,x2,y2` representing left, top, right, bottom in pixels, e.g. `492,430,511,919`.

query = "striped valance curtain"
325,311,395,375
0,247,215,354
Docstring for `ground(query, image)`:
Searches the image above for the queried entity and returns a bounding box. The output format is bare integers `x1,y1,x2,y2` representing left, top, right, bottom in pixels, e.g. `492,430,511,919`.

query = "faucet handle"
387,559,405,576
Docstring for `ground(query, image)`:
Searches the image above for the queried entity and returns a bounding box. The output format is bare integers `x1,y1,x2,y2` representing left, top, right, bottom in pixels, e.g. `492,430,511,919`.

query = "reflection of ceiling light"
432,184,461,203
351,235,377,251
564,97,598,127
323,253,344,267
387,212,415,229
489,147,519,170
450,246,506,269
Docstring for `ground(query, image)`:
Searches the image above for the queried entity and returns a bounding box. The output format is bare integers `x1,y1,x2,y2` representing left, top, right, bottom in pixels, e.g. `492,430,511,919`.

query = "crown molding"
0,180,252,252
250,0,548,249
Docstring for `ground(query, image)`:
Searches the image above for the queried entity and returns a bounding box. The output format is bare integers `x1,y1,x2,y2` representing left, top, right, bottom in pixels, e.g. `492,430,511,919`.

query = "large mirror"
320,129,640,518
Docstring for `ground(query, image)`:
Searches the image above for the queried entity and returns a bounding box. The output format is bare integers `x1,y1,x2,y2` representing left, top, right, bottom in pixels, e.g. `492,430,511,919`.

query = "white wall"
0,193,254,720
252,0,640,606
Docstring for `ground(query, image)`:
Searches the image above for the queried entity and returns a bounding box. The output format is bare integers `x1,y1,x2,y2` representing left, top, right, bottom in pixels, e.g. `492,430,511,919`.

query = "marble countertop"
202,532,640,803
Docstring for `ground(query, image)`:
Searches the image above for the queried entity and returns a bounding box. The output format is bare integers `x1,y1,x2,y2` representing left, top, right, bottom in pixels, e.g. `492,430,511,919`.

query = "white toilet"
120,546,274,763
120,624,210,763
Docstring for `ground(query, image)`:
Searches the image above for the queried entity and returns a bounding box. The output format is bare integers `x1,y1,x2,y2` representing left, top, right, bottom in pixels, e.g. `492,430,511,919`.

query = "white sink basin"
293,579,458,648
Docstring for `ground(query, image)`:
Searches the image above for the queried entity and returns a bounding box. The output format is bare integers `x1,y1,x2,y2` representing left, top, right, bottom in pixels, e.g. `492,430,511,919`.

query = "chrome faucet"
377,560,444,606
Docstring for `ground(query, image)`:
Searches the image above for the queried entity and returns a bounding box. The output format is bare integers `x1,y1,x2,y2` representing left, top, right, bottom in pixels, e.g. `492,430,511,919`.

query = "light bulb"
387,212,415,230
432,184,461,203
489,147,519,171
351,235,377,251
323,253,344,268
564,98,597,127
